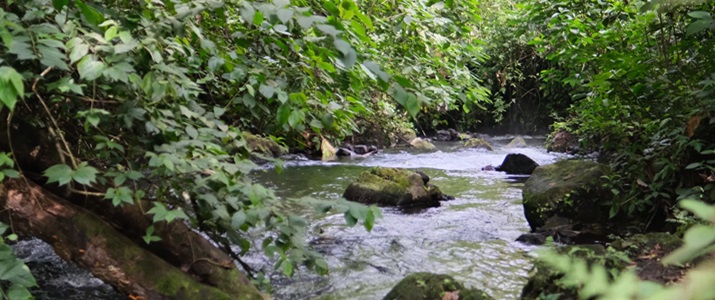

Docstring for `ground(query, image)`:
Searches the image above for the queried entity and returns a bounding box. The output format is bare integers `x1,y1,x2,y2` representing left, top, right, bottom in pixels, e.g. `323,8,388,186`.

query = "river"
248,136,566,300
13,135,564,299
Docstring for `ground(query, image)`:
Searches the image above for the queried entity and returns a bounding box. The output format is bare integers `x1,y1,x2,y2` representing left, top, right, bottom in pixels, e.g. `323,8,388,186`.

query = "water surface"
249,137,565,300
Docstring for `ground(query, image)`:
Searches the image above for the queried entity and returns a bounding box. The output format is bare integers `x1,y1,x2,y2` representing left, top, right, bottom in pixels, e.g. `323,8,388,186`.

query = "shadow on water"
247,137,568,300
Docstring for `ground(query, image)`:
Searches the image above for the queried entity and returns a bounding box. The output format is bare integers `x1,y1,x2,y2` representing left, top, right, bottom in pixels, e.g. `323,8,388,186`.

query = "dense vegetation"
0,0,714,299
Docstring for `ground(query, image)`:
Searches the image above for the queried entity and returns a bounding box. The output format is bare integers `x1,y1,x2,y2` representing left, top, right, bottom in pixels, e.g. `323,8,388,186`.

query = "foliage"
0,225,36,300
514,0,715,223
537,197,715,300
0,0,453,286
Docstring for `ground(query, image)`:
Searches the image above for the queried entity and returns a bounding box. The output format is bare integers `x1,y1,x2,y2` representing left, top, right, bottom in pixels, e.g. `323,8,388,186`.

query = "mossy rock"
506,137,527,148
395,128,417,144
343,167,445,207
384,273,493,300
522,160,612,231
463,138,493,151
410,138,437,151
241,132,287,158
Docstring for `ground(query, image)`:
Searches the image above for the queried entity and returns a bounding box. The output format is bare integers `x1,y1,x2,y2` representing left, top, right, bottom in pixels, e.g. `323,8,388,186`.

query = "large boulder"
495,154,539,175
463,138,493,151
522,160,611,231
343,167,450,207
384,273,493,300
506,137,527,148
410,138,437,151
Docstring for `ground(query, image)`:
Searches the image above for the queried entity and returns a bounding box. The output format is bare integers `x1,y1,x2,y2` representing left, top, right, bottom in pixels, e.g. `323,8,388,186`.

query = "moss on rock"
242,132,287,158
410,138,437,151
522,160,612,231
463,138,493,151
384,273,493,300
343,167,446,207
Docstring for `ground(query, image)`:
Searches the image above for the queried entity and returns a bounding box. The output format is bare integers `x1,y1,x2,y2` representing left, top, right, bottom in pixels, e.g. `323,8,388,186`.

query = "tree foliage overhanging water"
0,0,714,298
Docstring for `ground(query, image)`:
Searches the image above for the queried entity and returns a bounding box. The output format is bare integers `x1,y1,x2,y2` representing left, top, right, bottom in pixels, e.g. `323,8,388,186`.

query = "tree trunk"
0,178,266,300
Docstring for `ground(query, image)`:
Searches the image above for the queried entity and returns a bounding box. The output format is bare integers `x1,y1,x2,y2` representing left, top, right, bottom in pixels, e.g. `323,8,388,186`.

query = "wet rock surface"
495,153,539,175
343,167,452,207
522,160,611,231
383,272,494,300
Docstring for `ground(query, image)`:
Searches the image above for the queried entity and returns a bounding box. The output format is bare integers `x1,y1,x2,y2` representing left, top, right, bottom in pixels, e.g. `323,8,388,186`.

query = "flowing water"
11,135,564,299
248,136,567,300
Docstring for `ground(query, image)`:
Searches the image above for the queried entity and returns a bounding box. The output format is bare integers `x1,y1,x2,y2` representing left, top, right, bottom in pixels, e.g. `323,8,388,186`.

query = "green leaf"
231,211,246,228
277,8,293,24
0,67,23,111
3,169,20,179
253,11,264,26
104,26,118,41
334,39,356,68
405,93,421,117
686,20,713,36
259,84,275,99
362,61,389,82
52,0,70,10
277,104,291,125
288,110,305,128
282,260,294,277
76,0,105,27
72,163,98,185
105,186,134,206
77,56,106,81
69,42,89,64
680,199,715,222
344,211,357,226
688,11,711,19
44,164,73,186
309,119,324,129
364,209,375,231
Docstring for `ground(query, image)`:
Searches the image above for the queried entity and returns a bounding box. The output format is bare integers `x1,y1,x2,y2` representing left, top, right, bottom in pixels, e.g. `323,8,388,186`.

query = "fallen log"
0,178,265,300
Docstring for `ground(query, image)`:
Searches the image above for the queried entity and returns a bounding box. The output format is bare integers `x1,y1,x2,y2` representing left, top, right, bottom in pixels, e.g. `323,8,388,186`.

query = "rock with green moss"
463,138,493,151
384,273,494,300
241,132,288,158
522,160,612,231
343,167,450,207
394,128,417,144
410,138,437,151
506,137,527,148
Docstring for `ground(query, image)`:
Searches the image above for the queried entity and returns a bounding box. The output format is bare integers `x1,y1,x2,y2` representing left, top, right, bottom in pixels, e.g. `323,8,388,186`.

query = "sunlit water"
248,137,567,300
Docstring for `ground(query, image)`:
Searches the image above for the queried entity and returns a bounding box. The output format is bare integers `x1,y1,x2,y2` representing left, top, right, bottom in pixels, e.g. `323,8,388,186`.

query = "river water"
249,136,566,300
13,135,564,299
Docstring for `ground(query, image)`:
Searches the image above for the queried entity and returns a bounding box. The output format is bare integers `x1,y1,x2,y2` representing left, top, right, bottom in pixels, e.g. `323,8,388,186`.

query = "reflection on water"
249,137,566,300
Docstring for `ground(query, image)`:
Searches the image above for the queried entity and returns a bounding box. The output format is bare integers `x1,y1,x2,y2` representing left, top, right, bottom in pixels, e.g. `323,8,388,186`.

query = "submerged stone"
495,153,538,175
343,167,449,207
383,272,494,300
522,160,611,231
463,138,493,151
506,137,527,148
